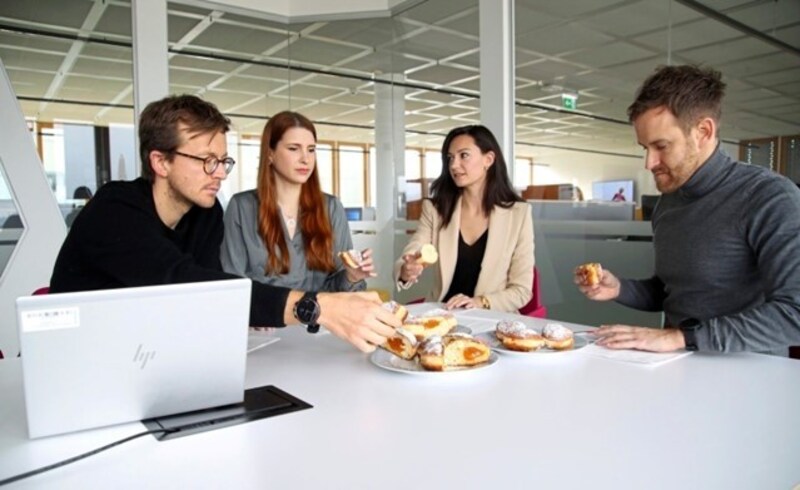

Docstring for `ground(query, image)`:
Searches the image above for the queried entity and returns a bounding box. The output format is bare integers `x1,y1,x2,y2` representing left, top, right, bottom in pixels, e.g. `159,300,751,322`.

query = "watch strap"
679,318,700,351
293,291,321,334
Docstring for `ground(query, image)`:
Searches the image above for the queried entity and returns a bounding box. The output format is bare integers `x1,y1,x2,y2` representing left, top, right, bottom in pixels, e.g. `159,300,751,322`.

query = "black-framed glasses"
174,151,236,175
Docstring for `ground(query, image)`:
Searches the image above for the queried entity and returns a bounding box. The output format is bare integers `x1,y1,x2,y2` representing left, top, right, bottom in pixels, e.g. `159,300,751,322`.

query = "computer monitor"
592,179,634,202
344,207,362,221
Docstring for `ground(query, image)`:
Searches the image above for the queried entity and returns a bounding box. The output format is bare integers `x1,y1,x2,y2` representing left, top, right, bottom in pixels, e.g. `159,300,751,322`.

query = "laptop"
15,279,251,438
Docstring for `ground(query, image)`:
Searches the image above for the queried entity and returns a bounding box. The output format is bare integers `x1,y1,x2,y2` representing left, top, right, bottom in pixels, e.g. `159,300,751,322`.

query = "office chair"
518,267,547,318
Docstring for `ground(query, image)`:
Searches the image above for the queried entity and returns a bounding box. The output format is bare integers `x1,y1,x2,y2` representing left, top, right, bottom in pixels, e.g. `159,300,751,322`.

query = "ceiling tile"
271,37,368,66
563,41,655,69
517,23,615,56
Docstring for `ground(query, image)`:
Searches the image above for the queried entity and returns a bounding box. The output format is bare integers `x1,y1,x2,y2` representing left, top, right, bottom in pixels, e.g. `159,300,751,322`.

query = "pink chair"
519,267,547,318
0,287,48,360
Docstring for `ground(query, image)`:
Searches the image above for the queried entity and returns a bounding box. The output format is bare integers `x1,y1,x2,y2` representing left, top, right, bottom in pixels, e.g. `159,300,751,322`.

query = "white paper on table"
578,343,692,367
247,332,281,354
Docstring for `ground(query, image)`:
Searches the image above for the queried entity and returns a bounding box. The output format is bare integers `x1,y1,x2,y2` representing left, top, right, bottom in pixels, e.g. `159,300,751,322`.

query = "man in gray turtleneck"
576,65,800,355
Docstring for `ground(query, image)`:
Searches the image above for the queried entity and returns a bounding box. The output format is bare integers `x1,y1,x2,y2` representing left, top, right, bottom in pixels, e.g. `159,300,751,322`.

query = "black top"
442,230,488,301
50,178,290,326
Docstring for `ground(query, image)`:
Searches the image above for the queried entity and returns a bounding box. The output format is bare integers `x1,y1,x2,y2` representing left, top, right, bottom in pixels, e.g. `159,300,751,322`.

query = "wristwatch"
678,318,701,351
293,292,321,334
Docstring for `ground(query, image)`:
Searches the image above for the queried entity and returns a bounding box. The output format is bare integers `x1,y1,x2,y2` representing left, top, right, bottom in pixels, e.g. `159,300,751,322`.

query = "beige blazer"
394,198,534,312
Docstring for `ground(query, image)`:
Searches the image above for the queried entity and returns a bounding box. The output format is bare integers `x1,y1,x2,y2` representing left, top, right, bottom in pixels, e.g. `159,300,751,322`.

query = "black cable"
0,428,175,487
0,407,260,486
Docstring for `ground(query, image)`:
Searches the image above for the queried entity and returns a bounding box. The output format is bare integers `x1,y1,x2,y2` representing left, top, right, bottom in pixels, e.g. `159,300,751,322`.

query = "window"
740,137,777,171
338,144,366,207
404,149,421,180
368,146,377,208
317,143,334,195
424,150,442,180
237,135,261,192
514,158,533,188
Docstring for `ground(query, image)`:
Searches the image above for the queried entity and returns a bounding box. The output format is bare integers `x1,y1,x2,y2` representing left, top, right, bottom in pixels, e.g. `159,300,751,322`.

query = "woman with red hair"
221,111,373,293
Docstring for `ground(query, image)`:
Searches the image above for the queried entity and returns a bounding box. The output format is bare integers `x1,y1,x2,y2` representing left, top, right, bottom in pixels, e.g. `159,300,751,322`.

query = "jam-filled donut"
418,333,490,371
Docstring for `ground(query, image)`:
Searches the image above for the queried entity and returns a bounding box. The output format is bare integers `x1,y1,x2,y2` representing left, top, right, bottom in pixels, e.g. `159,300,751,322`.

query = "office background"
0,0,798,355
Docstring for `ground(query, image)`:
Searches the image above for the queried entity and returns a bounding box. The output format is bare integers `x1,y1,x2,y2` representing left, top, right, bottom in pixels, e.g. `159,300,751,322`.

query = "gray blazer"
221,190,364,292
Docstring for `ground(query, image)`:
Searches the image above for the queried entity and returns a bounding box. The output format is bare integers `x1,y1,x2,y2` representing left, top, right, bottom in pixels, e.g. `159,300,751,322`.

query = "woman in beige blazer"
394,125,534,312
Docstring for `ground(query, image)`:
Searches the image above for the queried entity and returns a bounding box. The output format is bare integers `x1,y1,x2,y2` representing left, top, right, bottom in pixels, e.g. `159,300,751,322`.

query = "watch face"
296,295,320,324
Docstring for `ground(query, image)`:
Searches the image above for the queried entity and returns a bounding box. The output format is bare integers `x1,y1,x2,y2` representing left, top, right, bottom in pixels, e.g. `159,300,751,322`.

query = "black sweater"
50,178,290,326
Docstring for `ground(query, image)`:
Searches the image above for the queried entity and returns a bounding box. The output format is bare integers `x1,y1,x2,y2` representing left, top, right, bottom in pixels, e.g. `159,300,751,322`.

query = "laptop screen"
16,279,251,438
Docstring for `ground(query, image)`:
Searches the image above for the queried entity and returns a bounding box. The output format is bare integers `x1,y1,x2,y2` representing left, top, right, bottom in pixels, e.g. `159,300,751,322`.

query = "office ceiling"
0,0,798,161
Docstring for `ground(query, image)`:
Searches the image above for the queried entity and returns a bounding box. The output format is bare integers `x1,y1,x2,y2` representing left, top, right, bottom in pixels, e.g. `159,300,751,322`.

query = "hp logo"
132,344,156,369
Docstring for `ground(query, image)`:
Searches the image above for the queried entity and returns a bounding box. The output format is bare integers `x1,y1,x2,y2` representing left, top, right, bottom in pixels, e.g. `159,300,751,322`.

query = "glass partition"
0,5,135,227
0,164,23,279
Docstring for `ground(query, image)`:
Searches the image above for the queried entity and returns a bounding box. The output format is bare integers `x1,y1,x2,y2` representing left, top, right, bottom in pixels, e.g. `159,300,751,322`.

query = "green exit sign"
562,94,577,110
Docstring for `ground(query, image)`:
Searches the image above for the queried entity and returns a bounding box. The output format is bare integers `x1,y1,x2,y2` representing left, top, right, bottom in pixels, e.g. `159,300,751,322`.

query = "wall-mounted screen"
592,179,634,202
344,207,362,221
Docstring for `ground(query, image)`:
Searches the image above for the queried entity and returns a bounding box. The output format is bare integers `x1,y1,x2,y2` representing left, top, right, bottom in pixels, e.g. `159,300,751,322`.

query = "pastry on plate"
577,262,603,286
382,300,409,322
495,320,545,352
403,308,457,340
381,327,418,360
542,323,575,350
418,333,491,371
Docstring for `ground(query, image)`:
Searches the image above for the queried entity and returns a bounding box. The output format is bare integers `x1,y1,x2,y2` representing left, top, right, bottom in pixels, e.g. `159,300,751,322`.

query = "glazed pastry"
495,320,545,352
382,300,409,322
416,244,439,266
577,262,603,287
542,323,575,350
418,333,490,371
403,308,457,341
381,327,418,360
339,249,364,269
417,335,445,371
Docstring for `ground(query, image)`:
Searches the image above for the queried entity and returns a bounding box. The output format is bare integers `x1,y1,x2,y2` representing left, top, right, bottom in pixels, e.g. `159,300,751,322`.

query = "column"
132,0,169,176
479,0,515,179
373,74,405,297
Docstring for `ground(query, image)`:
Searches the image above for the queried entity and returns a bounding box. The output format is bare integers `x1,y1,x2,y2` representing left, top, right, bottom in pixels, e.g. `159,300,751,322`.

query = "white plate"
370,348,498,375
474,331,589,355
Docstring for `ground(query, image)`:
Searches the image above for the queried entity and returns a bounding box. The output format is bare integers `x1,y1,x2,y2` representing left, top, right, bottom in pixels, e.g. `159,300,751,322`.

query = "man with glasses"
50,94,398,352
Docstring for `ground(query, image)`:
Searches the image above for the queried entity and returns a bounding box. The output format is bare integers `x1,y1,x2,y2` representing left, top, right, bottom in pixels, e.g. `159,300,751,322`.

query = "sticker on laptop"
20,307,80,332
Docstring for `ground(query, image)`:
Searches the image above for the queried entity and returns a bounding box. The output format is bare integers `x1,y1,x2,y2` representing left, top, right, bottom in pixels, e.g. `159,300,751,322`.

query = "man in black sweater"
50,94,398,352
575,65,800,355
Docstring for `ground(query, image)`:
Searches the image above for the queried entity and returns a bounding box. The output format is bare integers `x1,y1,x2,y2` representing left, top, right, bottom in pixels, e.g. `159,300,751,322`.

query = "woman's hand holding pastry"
344,248,376,283
400,253,424,285
445,293,481,310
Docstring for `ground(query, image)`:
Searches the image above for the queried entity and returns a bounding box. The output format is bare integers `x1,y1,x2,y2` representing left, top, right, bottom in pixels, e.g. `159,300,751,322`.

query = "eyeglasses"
173,151,236,175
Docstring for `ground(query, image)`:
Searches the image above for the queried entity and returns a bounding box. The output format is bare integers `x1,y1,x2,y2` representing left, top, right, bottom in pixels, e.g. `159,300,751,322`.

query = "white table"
1,305,799,489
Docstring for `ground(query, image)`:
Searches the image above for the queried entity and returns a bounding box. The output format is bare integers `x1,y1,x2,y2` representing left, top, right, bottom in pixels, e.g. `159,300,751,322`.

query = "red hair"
257,111,335,275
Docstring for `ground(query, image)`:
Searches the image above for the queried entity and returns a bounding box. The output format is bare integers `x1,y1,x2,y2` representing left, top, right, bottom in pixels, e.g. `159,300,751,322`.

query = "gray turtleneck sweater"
616,146,800,355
